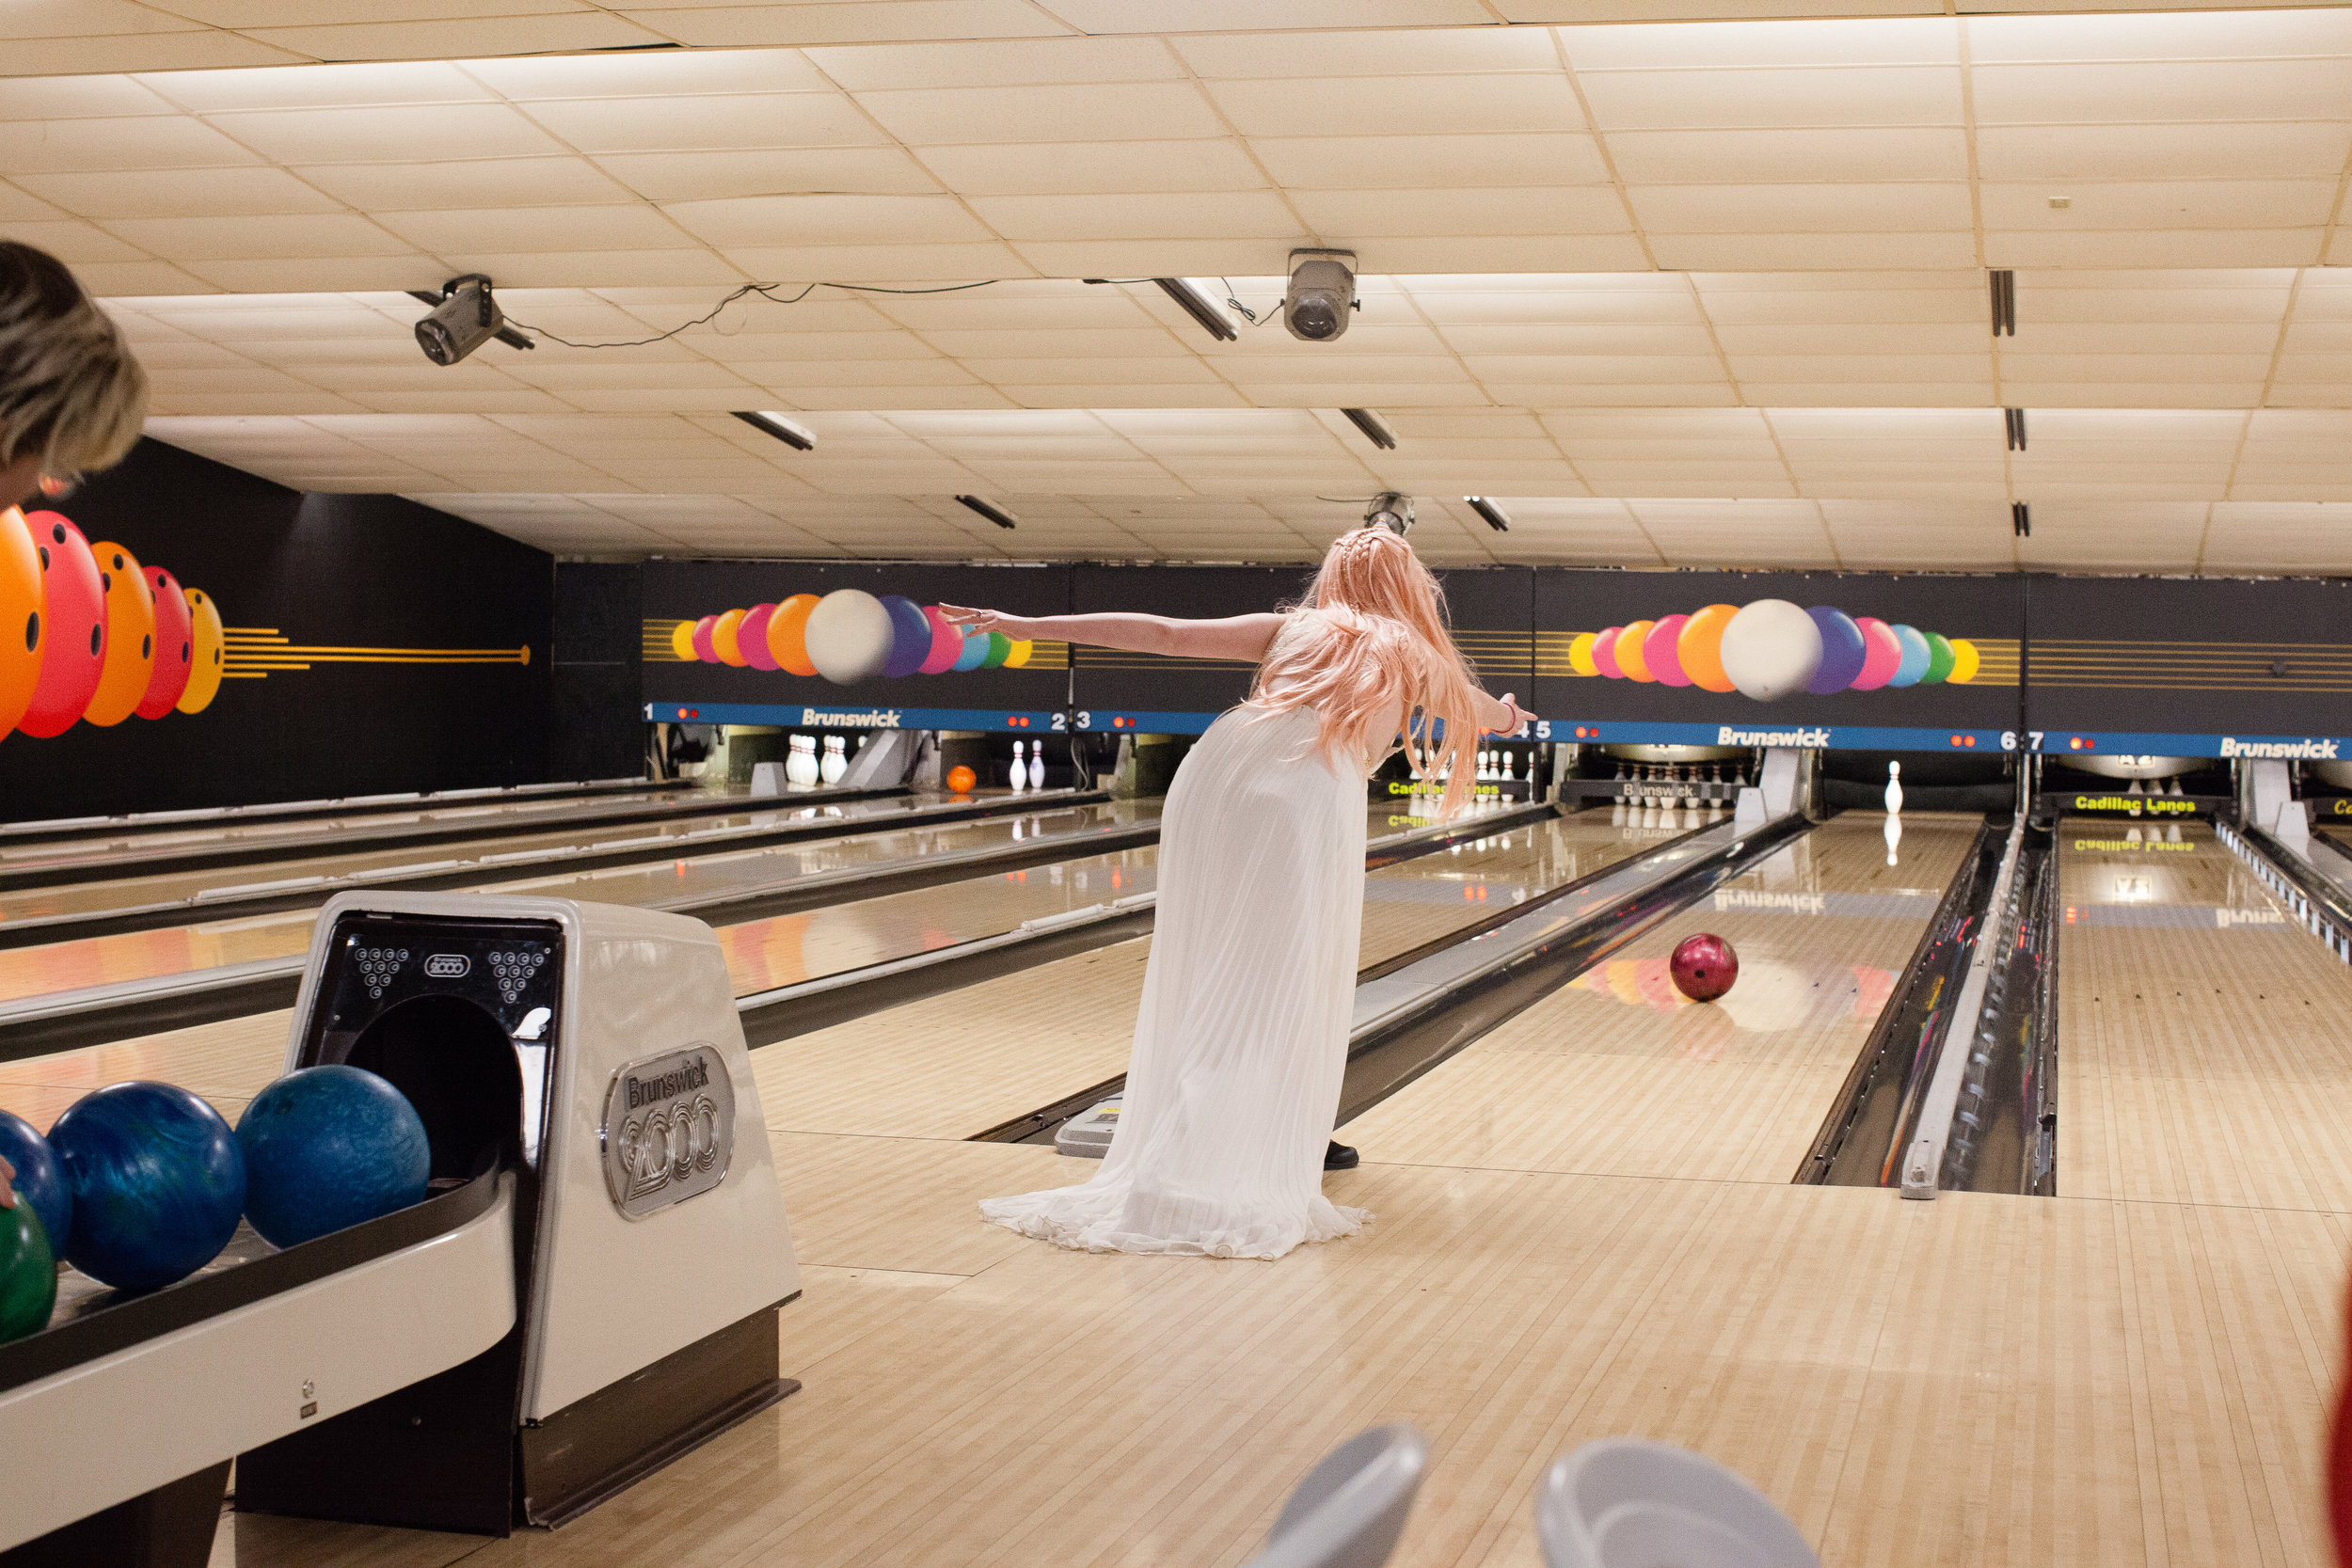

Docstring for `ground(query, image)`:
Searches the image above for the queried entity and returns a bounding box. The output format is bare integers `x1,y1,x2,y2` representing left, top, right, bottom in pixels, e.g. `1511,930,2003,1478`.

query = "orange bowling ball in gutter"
81,540,155,727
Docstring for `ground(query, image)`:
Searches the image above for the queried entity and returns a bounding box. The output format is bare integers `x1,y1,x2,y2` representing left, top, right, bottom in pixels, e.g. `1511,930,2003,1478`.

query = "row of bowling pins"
1007,738,1047,793
1611,762,1747,804
783,733,854,788
1613,797,1727,831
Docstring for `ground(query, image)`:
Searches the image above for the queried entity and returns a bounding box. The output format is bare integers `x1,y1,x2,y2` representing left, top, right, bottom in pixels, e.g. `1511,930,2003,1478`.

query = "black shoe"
1324,1140,1359,1171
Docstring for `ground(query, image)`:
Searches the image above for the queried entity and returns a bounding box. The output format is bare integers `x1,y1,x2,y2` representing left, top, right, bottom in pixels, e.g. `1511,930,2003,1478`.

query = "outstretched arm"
938,606,1284,663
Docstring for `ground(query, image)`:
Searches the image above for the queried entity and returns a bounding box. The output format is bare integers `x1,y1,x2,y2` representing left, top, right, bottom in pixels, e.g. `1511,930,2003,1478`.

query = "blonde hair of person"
0,242,148,484
1248,526,1488,817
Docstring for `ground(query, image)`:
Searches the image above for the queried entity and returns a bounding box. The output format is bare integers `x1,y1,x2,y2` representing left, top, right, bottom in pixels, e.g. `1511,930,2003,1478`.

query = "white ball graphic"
1717,599,1822,702
803,589,896,684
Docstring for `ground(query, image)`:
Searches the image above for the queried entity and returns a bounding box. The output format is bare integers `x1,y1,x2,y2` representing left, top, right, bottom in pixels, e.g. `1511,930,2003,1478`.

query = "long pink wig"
1248,527,1488,817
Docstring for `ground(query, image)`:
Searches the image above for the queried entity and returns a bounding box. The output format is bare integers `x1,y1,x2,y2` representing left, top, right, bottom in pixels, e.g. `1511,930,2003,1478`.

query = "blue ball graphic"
236,1066,430,1248
1889,624,1932,688
50,1082,245,1291
0,1109,71,1258
879,594,932,679
1804,607,1867,694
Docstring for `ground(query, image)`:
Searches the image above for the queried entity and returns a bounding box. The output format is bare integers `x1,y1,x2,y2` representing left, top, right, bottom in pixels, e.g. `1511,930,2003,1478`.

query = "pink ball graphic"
918,606,964,674
1592,626,1625,678
689,614,719,662
738,603,780,671
1643,614,1691,687
1851,617,1902,689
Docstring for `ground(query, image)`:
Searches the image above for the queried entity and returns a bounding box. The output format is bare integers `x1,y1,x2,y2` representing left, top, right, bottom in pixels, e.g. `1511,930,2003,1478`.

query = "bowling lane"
0,788,1080,924
2057,819,2352,1211
0,796,1160,1005
733,809,1689,1144
0,808,1675,1146
0,783,708,875
1340,812,1982,1181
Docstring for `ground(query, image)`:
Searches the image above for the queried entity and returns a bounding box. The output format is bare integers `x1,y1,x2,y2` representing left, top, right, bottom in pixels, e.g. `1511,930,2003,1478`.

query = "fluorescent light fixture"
1465,497,1511,533
1152,278,1237,342
957,495,1019,531
732,410,816,451
1341,407,1396,451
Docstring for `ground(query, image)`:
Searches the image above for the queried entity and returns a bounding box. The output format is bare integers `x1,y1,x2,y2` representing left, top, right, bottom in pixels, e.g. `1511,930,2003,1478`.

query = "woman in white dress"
941,528,1531,1259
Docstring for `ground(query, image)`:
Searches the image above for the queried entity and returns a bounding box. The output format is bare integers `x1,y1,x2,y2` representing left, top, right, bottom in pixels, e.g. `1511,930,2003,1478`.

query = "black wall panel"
0,438,552,819
551,562,643,781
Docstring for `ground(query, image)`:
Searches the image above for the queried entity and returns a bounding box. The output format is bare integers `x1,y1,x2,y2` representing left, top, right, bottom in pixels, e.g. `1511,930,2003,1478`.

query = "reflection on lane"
0,798,1161,1005
0,790,1083,922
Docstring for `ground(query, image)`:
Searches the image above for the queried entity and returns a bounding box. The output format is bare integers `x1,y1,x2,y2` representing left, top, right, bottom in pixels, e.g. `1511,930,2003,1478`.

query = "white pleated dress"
978,666,1375,1259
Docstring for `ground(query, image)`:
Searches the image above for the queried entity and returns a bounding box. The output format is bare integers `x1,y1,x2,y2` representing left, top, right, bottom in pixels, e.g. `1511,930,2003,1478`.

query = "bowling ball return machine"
0,894,801,1564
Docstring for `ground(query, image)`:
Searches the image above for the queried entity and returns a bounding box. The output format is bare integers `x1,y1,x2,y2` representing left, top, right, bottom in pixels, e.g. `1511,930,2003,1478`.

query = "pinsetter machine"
0,894,801,1564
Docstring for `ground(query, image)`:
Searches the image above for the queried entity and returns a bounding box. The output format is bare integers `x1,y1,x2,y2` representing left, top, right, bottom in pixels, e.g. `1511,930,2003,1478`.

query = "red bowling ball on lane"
1669,933,1739,1003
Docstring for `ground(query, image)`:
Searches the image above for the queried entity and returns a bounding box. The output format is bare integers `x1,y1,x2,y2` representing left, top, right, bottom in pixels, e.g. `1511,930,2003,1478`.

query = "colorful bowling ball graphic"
738,603,780,671
1616,619,1656,681
919,606,963,674
1566,630,1598,677
1947,639,1980,685
15,513,103,738
767,594,818,676
669,620,698,662
950,628,990,672
1851,617,1901,690
1805,607,1867,696
688,614,719,663
711,608,749,667
1717,599,1820,702
1669,933,1739,1003
1591,626,1624,678
1005,639,1034,669
881,595,931,678
136,566,194,720
0,508,40,740
1644,614,1691,688
176,588,225,715
1677,605,1739,694
82,540,155,727
1888,624,1931,688
804,590,896,684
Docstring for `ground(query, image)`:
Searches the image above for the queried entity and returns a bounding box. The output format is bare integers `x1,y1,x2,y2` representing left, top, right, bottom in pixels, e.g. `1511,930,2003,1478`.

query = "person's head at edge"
0,241,149,514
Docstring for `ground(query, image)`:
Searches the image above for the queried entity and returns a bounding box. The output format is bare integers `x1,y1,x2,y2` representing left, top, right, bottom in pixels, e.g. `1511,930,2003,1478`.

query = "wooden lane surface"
743,812,1681,1143
0,797,1164,1006
1340,813,1979,1184
0,813,1648,1142
215,1136,2350,1567
2059,820,2352,1211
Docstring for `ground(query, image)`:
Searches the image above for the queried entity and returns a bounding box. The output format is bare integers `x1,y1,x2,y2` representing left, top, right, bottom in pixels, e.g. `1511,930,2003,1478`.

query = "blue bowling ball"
236,1065,429,1248
50,1082,245,1291
0,1109,70,1257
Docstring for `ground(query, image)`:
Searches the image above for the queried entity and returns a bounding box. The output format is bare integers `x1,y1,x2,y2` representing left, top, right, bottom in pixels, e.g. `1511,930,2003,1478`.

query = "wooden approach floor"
31,809,2338,1566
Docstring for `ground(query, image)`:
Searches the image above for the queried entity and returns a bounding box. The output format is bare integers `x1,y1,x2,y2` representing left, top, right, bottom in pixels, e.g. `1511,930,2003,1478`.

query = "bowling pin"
1010,739,1027,793
2127,777,2144,797
1883,812,1902,866
1884,760,1903,816
2167,823,2183,843
1028,741,1045,790
2169,777,2185,797
819,735,847,785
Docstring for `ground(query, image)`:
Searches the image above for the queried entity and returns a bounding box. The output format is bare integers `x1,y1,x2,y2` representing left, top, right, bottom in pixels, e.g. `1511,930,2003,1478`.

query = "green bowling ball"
0,1196,56,1343
1922,631,1956,685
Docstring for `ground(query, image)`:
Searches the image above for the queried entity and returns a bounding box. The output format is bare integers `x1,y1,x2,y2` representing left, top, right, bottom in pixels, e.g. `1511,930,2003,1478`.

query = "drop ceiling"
8,5,2352,572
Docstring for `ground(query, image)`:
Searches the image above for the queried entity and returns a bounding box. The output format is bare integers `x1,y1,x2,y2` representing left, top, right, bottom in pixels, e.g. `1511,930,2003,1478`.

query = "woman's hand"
938,605,1033,639
1484,690,1535,736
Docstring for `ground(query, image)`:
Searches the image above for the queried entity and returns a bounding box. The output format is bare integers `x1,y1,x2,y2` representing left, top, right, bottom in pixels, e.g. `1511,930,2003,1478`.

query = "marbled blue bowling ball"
236,1065,430,1248
0,1108,71,1257
50,1081,244,1291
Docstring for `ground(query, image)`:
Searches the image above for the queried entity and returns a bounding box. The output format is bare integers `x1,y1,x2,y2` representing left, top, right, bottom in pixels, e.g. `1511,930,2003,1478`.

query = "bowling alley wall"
644,562,2352,760
0,438,552,819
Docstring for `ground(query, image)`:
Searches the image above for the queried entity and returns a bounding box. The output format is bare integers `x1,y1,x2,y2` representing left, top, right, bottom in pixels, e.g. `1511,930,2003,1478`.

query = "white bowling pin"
1884,760,1904,816
1010,739,1027,793
1028,740,1045,790
1883,812,1902,866
818,735,847,784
